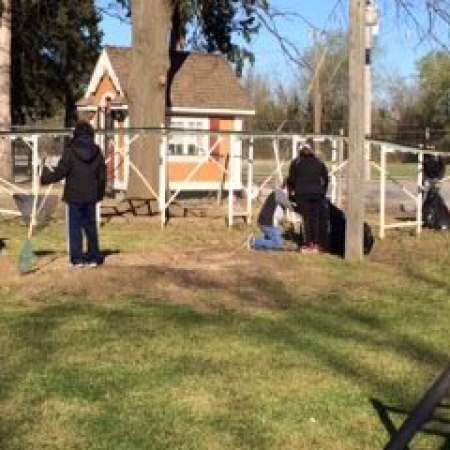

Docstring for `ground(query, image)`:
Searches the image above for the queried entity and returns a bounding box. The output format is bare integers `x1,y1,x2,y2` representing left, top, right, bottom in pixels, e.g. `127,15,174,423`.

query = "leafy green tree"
296,31,349,134
417,51,450,128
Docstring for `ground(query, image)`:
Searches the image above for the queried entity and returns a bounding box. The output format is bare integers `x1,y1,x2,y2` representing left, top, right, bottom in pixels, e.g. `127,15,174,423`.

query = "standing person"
249,181,293,251
41,121,106,267
288,143,329,254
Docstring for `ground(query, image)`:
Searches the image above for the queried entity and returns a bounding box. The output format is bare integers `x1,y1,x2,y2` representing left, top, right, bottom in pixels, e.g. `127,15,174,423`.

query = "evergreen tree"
12,0,102,126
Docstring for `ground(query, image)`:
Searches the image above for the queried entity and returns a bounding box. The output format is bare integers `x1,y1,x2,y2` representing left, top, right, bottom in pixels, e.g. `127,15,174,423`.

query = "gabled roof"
104,46,254,113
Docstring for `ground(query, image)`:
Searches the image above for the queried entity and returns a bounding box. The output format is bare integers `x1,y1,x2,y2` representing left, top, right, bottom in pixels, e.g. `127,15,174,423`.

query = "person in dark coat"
41,121,106,267
288,143,329,254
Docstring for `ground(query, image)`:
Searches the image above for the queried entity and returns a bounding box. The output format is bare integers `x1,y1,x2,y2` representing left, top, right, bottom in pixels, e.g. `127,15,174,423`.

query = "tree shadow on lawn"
1,262,449,448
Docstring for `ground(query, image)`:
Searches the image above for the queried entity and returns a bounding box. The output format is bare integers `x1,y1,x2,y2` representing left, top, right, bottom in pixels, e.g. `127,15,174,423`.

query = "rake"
17,160,55,274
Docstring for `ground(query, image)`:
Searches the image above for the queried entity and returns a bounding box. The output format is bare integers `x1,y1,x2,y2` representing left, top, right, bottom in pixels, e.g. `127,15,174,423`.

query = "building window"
168,119,209,157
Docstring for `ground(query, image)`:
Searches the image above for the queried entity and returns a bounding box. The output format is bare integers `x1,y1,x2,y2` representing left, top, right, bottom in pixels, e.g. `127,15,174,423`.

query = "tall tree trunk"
64,89,77,128
0,0,12,181
127,0,173,200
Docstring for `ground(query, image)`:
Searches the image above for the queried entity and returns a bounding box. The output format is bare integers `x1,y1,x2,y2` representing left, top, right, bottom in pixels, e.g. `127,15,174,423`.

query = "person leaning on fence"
248,181,293,251
288,143,329,255
41,121,106,268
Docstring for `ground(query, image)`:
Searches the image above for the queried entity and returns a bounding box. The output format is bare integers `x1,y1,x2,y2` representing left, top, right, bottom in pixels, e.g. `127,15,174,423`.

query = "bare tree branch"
394,0,450,52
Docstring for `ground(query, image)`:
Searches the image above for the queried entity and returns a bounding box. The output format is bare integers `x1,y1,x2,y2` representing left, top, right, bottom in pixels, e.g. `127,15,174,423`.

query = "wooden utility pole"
0,0,12,181
345,0,366,261
313,32,322,135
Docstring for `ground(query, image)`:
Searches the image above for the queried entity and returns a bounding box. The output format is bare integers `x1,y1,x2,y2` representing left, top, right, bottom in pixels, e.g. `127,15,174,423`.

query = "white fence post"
228,141,234,228
246,137,254,224
159,128,167,229
337,130,345,208
417,151,424,236
379,145,386,239
331,139,337,204
292,135,298,160
30,135,40,229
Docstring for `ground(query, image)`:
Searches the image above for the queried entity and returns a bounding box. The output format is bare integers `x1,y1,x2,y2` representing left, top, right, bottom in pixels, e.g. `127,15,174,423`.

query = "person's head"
299,143,314,158
73,121,95,140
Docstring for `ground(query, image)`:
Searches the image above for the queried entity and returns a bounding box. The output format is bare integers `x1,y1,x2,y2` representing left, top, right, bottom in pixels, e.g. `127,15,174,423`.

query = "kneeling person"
250,183,293,251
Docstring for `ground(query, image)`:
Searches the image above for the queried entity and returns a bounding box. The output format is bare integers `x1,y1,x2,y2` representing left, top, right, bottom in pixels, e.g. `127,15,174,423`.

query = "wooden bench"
225,212,250,226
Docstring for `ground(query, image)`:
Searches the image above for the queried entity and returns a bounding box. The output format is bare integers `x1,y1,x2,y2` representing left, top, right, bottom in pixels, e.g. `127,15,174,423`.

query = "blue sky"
98,1,448,85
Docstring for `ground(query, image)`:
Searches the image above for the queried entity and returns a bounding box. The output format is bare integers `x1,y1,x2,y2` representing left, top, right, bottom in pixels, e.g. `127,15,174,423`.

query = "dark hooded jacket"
287,154,329,198
41,134,106,204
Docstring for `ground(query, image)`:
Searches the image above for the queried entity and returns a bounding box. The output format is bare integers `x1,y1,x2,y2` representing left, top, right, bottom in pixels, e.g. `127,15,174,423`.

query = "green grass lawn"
0,213,449,449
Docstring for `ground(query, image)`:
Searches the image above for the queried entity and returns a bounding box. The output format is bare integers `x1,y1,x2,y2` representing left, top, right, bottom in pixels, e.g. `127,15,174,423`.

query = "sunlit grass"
0,214,449,449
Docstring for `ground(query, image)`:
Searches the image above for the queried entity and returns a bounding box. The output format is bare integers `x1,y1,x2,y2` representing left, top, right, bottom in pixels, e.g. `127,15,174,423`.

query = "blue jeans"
253,226,284,250
68,203,102,265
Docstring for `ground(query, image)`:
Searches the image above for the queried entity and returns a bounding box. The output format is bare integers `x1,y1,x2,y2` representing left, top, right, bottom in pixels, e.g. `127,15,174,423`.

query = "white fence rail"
1,129,448,238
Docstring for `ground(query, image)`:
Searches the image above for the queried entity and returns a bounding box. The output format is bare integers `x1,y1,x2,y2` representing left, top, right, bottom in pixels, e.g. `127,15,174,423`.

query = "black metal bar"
385,363,450,450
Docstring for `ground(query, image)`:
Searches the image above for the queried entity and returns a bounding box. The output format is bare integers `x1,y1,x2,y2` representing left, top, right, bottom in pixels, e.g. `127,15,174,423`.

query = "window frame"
167,117,210,161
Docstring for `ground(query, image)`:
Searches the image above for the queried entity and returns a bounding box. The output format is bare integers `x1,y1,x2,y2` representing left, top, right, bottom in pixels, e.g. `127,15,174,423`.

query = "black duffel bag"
324,200,374,257
423,187,450,231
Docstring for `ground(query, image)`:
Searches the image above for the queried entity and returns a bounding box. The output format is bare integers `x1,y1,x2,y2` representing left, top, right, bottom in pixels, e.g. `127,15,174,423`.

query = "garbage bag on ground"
423,187,450,231
323,200,374,257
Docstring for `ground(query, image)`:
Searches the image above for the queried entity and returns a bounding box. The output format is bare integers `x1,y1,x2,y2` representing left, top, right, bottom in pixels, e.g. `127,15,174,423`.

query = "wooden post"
345,0,366,261
313,32,323,135
246,137,254,224
364,18,373,181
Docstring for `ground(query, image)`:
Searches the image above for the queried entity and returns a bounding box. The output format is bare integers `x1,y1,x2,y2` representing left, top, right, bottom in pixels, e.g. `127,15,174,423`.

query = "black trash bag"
327,200,374,257
422,188,450,231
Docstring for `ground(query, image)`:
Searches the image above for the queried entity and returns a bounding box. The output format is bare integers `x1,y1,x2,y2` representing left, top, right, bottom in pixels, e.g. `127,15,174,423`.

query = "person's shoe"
87,262,98,268
301,244,318,255
70,262,84,269
247,235,255,250
310,245,320,255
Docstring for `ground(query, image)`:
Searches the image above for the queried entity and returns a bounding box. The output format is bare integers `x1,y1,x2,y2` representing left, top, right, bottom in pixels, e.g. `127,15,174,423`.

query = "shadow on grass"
1,260,449,449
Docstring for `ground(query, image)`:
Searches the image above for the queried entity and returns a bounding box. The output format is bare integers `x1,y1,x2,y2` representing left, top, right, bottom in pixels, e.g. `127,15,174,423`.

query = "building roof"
105,46,254,113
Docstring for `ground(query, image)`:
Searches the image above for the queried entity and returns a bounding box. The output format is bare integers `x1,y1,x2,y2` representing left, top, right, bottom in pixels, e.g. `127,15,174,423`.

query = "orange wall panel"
169,162,225,183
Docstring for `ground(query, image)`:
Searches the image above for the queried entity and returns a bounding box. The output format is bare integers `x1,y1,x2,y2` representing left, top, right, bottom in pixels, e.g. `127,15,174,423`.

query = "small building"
77,47,255,193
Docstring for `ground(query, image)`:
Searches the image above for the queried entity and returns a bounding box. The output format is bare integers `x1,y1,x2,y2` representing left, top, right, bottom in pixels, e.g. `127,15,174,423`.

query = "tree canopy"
11,0,102,125
110,0,268,74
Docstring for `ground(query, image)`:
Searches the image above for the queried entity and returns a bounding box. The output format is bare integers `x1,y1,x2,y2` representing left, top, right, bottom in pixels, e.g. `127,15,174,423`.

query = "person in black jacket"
41,121,106,267
288,143,329,254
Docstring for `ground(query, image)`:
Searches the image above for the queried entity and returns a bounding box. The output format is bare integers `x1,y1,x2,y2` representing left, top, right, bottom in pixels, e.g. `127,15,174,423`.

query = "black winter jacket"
41,135,106,204
287,155,329,198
